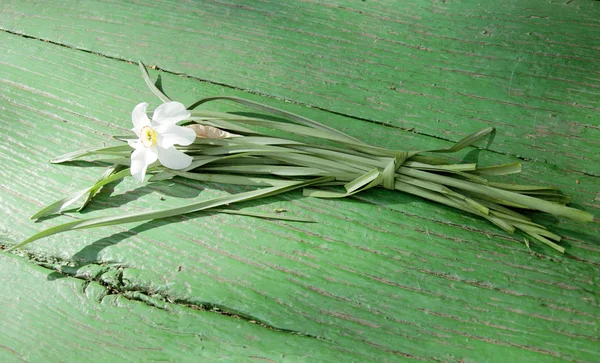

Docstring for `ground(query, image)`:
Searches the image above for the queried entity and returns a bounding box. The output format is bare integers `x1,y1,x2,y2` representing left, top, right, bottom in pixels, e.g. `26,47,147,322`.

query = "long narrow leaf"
138,61,171,103
428,127,495,154
215,209,314,222
9,177,333,251
188,116,360,145
169,171,303,187
399,167,594,222
202,165,330,177
188,96,363,144
78,164,123,211
345,169,381,194
31,168,132,220
472,162,522,176
51,145,131,164
404,161,478,172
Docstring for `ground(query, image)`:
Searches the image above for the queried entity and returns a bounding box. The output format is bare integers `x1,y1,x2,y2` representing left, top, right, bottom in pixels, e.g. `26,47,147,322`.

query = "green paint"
0,0,598,175
0,2,599,361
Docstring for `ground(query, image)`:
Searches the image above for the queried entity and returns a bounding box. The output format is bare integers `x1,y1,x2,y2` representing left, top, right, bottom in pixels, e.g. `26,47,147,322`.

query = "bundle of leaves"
9,63,593,253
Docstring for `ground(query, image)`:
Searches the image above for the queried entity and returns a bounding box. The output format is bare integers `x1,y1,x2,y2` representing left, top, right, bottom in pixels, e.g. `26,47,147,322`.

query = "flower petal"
127,139,143,149
156,124,196,148
132,102,151,133
130,147,158,182
157,146,193,170
151,101,190,126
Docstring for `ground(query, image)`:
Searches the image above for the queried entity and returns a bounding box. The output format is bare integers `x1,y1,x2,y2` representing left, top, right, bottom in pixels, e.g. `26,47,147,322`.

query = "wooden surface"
1,0,599,362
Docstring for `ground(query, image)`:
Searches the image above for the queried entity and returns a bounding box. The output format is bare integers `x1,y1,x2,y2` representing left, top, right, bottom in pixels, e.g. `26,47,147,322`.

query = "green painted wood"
1,0,599,176
1,30,599,362
0,252,340,362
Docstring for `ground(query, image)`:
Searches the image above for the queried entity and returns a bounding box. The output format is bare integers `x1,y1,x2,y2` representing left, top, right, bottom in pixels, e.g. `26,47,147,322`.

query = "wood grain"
1,0,599,176
1,29,599,362
0,252,342,362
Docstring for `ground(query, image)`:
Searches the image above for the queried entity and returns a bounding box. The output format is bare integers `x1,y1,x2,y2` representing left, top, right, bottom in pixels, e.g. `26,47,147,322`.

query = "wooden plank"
0,252,342,362
1,0,599,176
1,31,599,361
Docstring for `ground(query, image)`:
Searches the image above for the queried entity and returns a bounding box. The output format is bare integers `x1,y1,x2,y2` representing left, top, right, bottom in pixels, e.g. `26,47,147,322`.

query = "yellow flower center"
140,126,157,148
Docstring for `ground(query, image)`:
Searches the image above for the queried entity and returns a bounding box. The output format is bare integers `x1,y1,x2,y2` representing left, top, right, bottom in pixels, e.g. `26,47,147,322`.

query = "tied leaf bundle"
9,62,594,253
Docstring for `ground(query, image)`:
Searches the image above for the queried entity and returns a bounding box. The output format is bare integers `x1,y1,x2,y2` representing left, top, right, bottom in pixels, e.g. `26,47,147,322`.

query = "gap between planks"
0,27,584,174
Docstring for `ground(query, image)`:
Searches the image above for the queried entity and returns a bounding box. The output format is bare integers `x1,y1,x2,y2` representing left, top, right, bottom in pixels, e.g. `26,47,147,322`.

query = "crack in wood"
3,27,593,178
1,241,328,341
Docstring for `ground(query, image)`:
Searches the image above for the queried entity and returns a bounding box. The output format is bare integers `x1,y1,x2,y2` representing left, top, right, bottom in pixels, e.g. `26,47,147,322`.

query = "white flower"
128,101,196,182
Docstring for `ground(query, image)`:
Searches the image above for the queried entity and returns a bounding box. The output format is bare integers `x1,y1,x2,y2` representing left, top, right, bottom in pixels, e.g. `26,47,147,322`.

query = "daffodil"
16,64,593,254
128,101,196,182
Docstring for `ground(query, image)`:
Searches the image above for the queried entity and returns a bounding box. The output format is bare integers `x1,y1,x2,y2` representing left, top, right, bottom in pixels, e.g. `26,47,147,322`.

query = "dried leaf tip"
186,124,240,139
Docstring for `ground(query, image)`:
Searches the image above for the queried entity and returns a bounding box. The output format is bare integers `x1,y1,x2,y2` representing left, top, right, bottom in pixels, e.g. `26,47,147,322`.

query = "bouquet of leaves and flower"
8,63,594,253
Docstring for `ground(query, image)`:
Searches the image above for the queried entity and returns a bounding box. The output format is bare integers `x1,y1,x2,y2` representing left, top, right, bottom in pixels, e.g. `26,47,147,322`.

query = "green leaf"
404,161,478,172
428,127,495,154
10,177,333,251
345,169,382,194
395,175,453,195
50,144,131,163
188,115,360,145
271,153,366,174
472,162,522,176
170,171,312,187
486,182,557,191
203,165,330,177
215,209,314,222
78,164,124,211
187,96,363,144
400,167,594,222
31,168,132,220
138,61,171,103
526,233,565,253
